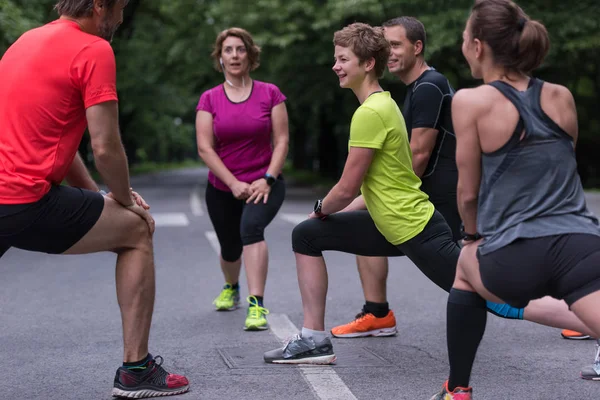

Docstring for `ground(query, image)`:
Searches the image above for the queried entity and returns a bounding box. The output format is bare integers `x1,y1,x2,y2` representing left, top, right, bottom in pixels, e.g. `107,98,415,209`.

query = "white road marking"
190,188,204,216
205,231,220,254
202,226,357,400
153,213,189,227
269,313,358,400
280,212,308,225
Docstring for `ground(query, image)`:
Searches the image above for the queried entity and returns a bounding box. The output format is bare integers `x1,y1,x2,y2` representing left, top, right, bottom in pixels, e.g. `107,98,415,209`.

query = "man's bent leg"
64,196,156,363
357,255,388,303
297,253,328,331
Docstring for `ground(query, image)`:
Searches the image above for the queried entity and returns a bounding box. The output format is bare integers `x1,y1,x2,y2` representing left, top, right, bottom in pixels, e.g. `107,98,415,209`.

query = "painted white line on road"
269,313,358,400
190,188,204,216
205,231,220,254
280,213,308,225
153,213,189,227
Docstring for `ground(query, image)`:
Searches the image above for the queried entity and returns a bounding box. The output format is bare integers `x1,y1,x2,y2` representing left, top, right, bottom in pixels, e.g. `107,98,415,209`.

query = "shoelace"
247,305,269,319
351,311,370,324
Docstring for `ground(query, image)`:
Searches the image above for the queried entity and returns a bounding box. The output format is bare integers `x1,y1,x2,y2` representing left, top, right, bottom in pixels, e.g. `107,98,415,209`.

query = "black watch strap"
263,173,276,186
460,223,482,241
314,199,323,214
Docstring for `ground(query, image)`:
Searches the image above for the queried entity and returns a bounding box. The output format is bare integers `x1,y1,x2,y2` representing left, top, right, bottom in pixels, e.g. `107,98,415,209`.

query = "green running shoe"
244,296,270,331
213,284,240,311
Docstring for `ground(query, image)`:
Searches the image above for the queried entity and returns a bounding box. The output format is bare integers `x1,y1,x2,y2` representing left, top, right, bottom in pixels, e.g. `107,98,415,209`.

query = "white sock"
301,327,328,343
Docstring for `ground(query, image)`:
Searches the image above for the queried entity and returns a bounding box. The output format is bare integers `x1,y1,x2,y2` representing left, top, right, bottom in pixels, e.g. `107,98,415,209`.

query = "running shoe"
330,310,397,338
244,295,269,331
561,329,591,340
264,334,336,365
581,340,600,381
430,380,472,400
213,283,240,311
112,355,189,398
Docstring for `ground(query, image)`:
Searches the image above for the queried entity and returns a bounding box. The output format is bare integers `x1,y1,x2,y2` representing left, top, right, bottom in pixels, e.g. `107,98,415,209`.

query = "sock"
123,353,152,371
228,282,239,291
301,327,329,343
363,301,390,318
249,295,264,307
447,288,487,391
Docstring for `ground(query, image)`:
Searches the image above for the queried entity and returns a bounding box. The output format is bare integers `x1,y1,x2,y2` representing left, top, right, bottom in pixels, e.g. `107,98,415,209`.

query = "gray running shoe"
264,334,336,365
581,340,600,381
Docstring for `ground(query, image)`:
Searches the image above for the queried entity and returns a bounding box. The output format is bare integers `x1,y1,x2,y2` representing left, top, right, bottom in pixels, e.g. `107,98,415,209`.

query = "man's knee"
119,216,153,254
291,219,321,256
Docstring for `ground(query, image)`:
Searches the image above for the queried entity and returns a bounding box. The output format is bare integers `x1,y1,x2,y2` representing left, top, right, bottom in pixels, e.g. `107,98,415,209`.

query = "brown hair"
469,0,550,74
55,0,120,18
333,22,390,78
382,16,427,56
211,27,261,73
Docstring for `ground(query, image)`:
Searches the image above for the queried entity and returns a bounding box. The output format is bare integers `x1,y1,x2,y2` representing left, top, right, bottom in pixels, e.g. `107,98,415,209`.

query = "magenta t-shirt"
196,80,286,192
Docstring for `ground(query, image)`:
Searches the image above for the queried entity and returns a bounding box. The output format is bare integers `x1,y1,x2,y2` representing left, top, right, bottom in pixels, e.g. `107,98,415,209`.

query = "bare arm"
452,90,482,235
86,101,133,206
65,152,100,191
321,147,374,215
340,195,366,212
410,127,439,177
266,102,289,177
195,110,238,188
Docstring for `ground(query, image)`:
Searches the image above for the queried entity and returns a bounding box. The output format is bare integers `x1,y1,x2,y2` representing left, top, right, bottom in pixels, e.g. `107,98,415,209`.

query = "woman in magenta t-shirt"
195,27,289,331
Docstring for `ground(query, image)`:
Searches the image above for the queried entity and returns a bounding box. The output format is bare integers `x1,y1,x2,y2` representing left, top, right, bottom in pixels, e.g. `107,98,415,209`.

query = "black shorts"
0,185,105,257
478,234,600,308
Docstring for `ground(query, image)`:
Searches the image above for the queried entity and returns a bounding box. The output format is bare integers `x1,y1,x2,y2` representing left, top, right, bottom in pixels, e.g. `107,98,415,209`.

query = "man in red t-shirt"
0,0,189,397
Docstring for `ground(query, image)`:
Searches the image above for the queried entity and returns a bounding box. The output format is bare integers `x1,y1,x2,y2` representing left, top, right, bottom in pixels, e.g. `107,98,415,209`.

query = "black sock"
447,288,487,391
123,353,152,371
249,295,264,307
363,301,389,318
230,282,239,290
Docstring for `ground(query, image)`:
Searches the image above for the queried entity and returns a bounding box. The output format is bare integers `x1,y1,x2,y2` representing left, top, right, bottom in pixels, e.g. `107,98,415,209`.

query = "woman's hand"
230,180,252,200
246,178,271,204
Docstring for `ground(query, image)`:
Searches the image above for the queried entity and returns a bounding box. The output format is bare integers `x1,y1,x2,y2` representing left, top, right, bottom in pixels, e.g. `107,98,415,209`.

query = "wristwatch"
263,173,276,186
460,223,482,242
314,199,323,214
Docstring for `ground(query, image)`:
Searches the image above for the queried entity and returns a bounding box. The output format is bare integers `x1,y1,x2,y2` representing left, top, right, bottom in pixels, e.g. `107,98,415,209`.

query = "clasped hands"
230,179,271,204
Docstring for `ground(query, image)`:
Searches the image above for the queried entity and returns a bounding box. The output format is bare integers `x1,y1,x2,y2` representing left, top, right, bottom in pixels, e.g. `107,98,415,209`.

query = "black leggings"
292,210,458,292
205,179,285,262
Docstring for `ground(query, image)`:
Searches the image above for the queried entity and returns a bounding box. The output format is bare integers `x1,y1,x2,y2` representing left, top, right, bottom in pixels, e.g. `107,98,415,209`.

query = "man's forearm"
412,152,431,178
66,152,99,191
93,144,132,206
321,184,357,215
340,195,366,212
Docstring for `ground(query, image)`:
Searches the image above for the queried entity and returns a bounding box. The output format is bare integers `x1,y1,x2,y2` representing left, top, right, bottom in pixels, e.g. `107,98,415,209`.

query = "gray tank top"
477,78,600,255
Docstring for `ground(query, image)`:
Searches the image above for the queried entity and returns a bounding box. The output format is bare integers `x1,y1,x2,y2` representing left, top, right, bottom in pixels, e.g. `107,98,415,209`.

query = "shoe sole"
215,305,240,311
112,385,190,398
244,324,269,331
561,334,591,340
331,326,397,338
269,354,337,365
581,374,600,381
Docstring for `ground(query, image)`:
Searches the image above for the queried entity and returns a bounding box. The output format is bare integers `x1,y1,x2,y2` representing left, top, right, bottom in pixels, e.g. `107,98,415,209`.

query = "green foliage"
1,0,600,184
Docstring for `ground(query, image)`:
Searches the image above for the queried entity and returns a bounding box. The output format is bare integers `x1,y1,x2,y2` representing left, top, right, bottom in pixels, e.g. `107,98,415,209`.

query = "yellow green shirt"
349,91,434,245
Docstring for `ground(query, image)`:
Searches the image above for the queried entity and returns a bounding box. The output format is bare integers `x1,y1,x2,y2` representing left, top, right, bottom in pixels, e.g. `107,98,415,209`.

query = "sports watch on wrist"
314,199,323,214
460,223,482,242
263,173,276,186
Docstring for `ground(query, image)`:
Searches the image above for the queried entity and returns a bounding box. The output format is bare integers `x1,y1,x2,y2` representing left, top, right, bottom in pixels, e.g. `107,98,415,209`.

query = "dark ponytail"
470,0,550,74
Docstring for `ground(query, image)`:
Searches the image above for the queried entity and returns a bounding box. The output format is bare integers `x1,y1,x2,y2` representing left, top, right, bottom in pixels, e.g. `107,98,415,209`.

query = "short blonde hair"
333,23,390,78
211,27,261,72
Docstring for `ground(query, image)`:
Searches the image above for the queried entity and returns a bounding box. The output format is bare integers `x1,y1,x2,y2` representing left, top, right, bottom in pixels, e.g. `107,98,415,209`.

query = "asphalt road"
1,167,599,400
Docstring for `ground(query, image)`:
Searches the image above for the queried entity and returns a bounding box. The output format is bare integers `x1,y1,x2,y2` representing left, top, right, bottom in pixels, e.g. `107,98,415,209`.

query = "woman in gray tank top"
431,1,600,399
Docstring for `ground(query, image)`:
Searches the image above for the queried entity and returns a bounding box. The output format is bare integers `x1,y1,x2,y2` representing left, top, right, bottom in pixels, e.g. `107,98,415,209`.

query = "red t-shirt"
0,19,118,204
